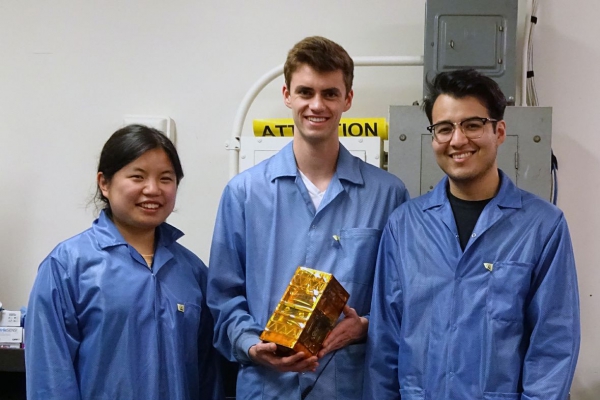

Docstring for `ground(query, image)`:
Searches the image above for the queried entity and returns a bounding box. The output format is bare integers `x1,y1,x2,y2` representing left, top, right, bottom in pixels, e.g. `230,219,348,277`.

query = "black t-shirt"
447,187,492,250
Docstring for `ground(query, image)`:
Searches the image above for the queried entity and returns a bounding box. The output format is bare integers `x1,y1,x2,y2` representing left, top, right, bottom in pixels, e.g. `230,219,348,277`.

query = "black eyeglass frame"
426,117,498,143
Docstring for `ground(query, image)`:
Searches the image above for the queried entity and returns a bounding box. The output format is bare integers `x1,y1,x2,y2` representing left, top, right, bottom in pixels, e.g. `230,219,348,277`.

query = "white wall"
535,1,600,398
0,1,596,398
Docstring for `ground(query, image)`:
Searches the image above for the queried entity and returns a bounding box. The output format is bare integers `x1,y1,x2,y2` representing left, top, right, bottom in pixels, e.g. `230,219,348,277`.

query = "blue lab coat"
26,211,223,400
364,171,580,400
208,143,409,400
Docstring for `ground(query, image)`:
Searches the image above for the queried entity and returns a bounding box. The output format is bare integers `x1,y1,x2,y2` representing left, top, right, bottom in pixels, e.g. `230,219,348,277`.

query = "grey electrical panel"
388,106,552,201
424,0,518,103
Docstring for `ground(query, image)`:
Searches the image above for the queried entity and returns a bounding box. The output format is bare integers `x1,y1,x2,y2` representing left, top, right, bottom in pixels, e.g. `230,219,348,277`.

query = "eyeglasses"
426,117,498,144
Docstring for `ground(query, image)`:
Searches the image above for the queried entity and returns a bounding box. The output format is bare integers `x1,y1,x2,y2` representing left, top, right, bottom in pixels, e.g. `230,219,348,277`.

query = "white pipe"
521,0,533,106
228,55,424,178
227,64,284,179
353,55,423,67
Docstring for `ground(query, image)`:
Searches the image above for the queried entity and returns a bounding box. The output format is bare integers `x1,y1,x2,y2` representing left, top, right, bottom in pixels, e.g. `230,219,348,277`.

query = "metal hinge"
514,152,519,170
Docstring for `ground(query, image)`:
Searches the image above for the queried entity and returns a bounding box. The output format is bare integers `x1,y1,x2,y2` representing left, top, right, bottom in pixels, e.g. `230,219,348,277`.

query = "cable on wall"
525,0,540,108
523,0,558,205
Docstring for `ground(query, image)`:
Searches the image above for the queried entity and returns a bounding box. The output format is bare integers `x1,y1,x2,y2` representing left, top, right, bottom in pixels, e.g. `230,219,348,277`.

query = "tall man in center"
208,36,409,399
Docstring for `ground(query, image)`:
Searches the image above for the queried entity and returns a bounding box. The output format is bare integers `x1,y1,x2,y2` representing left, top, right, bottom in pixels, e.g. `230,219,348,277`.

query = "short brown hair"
284,36,354,95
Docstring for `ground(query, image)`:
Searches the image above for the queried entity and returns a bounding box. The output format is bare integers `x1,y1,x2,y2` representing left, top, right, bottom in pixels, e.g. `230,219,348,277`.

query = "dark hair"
422,69,507,123
284,36,354,95
95,124,184,215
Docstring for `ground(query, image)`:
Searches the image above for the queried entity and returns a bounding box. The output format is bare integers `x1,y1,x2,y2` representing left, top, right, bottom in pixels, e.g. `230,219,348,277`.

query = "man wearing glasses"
363,69,580,399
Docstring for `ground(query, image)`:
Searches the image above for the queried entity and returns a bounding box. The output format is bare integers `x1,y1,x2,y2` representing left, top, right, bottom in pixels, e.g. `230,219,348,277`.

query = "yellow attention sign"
253,118,388,140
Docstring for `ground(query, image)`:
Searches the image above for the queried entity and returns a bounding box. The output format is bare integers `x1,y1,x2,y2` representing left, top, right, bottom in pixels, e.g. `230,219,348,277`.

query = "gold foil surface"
259,266,350,357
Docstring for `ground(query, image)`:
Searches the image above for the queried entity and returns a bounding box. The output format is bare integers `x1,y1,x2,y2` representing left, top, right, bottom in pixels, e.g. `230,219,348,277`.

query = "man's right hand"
248,342,319,373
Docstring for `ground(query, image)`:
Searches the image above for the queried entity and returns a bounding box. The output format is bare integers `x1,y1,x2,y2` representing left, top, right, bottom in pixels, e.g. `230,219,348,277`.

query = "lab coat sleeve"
197,263,225,400
399,186,411,204
207,184,262,364
522,215,580,400
363,220,403,400
25,256,82,400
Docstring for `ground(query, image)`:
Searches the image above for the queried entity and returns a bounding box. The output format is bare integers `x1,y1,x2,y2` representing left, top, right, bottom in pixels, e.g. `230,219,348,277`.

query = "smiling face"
98,148,177,238
283,64,353,146
431,94,506,199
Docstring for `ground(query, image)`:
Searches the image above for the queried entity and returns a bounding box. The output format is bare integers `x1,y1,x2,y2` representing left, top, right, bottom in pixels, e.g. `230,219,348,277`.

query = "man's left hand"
317,305,368,358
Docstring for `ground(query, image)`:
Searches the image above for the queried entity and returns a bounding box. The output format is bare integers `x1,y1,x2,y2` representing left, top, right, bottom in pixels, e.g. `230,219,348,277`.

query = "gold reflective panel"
260,266,350,357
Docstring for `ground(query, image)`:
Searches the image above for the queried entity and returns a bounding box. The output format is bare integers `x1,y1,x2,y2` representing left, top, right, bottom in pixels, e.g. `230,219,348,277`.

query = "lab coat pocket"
486,261,534,322
336,228,382,285
177,302,201,362
483,392,521,399
335,343,366,399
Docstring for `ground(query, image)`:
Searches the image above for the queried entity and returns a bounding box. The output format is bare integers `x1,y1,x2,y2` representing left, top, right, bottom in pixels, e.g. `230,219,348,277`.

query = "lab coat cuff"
235,332,261,364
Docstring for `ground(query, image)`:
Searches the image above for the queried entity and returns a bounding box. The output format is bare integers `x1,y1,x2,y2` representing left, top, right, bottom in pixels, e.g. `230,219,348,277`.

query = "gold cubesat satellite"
260,267,350,357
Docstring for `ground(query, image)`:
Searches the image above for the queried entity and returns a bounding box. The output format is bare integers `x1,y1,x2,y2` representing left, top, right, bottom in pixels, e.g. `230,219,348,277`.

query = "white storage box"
0,310,21,327
0,327,23,343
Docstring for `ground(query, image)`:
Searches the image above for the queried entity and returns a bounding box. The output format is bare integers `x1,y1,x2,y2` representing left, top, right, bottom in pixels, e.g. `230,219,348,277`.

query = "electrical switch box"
424,0,518,103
